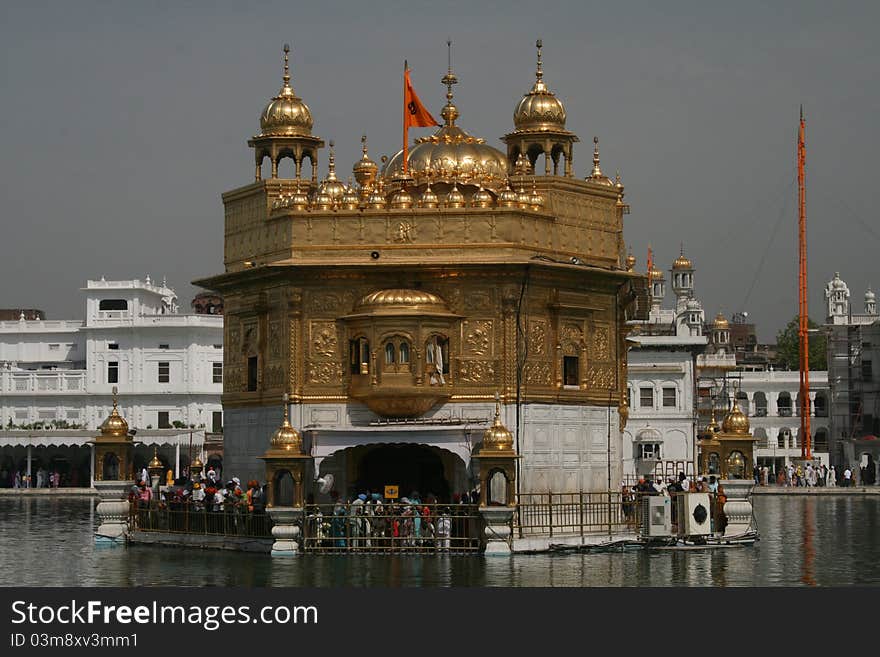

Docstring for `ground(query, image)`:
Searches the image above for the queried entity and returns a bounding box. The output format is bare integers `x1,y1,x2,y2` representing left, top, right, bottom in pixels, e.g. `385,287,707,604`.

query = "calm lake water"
1,495,878,587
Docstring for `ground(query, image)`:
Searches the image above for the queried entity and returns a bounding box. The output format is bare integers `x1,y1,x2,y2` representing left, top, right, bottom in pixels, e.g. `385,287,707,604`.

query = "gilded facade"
196,41,647,497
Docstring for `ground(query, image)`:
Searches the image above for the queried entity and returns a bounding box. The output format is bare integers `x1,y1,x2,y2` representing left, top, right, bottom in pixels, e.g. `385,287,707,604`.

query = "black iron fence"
129,502,273,538
515,492,630,538
301,502,482,553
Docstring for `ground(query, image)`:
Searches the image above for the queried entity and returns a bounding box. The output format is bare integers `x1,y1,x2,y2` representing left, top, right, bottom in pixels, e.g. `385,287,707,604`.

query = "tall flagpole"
403,60,409,175
798,105,812,459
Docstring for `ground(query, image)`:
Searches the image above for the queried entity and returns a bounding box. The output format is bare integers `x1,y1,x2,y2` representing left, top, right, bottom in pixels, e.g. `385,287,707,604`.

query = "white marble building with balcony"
0,277,223,487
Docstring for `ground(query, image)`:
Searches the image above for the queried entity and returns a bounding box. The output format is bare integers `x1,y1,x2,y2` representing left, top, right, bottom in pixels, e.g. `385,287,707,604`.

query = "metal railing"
515,492,630,538
129,502,272,538
301,502,482,553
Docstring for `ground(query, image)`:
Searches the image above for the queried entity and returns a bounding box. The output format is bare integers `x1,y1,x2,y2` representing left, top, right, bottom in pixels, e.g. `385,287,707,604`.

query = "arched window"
102,452,119,481
349,337,370,375
275,470,294,507
754,392,767,417
381,337,411,374
425,335,449,385
777,392,792,417
99,299,128,311
814,392,828,417
399,342,410,364
488,469,508,506
385,342,396,364
708,453,720,475
726,451,746,479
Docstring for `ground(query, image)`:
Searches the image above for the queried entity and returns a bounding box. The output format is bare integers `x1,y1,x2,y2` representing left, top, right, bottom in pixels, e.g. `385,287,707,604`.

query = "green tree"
775,316,826,370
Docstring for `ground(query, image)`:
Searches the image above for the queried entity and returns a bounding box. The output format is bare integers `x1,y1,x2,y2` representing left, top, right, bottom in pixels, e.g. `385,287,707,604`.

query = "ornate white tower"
671,246,694,313
865,287,877,316
825,272,850,324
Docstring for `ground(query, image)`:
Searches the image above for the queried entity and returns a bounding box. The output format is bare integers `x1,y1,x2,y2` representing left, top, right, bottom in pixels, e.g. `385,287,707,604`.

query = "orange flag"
404,66,438,128
402,63,438,174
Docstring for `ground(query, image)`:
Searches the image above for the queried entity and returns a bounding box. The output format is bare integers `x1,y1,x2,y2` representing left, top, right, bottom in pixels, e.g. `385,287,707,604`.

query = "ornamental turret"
503,40,579,177
249,44,324,183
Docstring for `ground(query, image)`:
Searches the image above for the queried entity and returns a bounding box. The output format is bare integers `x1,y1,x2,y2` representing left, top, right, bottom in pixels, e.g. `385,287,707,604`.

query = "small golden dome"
471,186,493,208
258,45,314,138
390,188,414,209
625,253,637,272
99,392,129,439
317,141,347,204
673,245,693,270
516,184,530,209
353,135,378,188
418,184,439,208
482,400,514,451
585,137,614,186
498,182,518,207
529,181,544,210
513,40,567,132
313,189,333,211
367,180,387,209
148,448,163,471
190,456,204,472
290,185,310,211
513,152,533,175
445,183,465,208
721,398,750,435
271,401,302,452
649,266,665,281
341,184,360,210
713,312,729,329
353,289,452,316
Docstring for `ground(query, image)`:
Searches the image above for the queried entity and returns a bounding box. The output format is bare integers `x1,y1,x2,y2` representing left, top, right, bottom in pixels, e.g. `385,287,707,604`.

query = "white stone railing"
0,370,86,394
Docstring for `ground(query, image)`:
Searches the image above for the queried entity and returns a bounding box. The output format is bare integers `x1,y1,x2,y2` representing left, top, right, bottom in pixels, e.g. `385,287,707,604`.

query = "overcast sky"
2,1,877,341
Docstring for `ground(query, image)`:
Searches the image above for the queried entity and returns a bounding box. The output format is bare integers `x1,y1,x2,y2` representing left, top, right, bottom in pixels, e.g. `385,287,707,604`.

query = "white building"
624,250,708,482
0,277,223,487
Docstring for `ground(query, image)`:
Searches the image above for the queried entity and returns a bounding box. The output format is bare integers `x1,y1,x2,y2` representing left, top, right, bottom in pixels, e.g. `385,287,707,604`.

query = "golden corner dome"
353,135,378,186
317,142,348,202
721,399,750,435
99,399,129,439
258,45,314,138
512,40,567,133
352,289,453,316
713,312,729,329
270,404,302,452
482,402,514,452
649,266,665,281
382,67,508,193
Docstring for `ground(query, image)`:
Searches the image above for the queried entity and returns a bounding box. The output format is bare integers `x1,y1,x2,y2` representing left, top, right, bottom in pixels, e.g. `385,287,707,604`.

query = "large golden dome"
352,289,453,317
258,45,314,138
513,40,566,132
382,68,508,192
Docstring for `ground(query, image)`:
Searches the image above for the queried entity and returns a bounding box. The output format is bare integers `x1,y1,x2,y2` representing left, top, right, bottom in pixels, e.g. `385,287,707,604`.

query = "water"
1,496,878,586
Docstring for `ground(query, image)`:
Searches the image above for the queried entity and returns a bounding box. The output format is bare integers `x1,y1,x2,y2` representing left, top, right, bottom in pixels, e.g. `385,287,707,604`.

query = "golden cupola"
625,252,637,272
382,57,509,193
673,251,693,270
270,398,303,452
248,44,324,182
713,312,729,329
99,391,129,439
585,137,613,186
481,399,514,452
317,141,349,204
353,135,378,189
503,40,579,177
721,398,750,435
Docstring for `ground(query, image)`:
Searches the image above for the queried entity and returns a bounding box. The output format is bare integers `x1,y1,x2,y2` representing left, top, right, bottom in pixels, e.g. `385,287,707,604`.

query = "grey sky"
2,0,877,342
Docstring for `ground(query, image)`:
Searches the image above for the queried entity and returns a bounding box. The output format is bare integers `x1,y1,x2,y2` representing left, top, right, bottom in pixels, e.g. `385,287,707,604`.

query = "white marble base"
267,507,303,556
94,480,133,545
720,479,756,538
480,506,514,555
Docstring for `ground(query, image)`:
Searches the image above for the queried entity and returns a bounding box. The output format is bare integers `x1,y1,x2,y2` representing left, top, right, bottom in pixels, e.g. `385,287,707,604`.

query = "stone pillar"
94,481,132,545
92,389,134,546
175,442,180,478
26,444,32,486
89,443,95,488
720,479,755,538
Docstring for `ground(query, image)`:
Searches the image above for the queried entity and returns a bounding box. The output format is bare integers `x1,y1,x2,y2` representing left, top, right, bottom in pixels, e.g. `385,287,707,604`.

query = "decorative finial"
282,392,290,422
282,43,291,87
441,39,459,127
494,391,501,424
111,385,119,410
327,140,337,179
592,136,601,175
361,134,368,157
536,39,543,81
680,242,685,257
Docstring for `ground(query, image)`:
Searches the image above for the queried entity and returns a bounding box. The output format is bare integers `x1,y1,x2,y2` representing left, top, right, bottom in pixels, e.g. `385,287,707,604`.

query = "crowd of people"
304,490,480,551
754,461,877,488
622,472,729,534
1,466,68,489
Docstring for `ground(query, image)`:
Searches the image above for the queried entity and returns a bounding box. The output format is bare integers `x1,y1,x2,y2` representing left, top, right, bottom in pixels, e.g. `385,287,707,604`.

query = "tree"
775,316,826,371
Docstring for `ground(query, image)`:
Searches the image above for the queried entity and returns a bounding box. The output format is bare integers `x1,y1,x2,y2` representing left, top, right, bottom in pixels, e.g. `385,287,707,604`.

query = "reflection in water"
1,496,879,587
802,498,816,586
